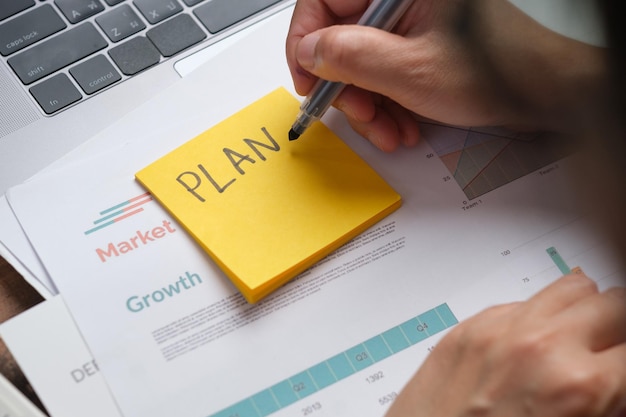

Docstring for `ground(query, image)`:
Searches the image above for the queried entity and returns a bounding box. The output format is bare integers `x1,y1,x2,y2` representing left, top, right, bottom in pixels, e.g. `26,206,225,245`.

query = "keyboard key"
104,0,125,5
0,4,67,56
0,0,35,22
55,0,105,24
133,0,183,24
96,4,146,43
182,0,204,6
194,0,281,34
8,22,108,85
70,54,121,94
146,14,206,57
29,73,82,114
109,36,160,75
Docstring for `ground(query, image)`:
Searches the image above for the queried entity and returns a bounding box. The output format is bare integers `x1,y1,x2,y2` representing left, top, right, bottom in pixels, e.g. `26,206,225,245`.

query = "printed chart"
210,304,458,417
501,215,623,298
422,124,572,200
546,246,578,275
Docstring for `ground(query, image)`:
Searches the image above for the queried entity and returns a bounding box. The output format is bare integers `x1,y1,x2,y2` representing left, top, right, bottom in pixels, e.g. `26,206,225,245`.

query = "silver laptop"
0,0,294,194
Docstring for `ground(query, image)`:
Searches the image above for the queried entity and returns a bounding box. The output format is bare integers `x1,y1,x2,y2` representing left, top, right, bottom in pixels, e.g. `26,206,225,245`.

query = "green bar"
210,304,459,417
546,246,571,275
345,344,374,371
399,318,428,344
288,371,317,398
418,309,446,336
326,353,355,379
381,326,410,353
307,362,336,389
363,335,392,361
435,303,458,326
211,399,260,417
251,391,279,416
270,381,298,407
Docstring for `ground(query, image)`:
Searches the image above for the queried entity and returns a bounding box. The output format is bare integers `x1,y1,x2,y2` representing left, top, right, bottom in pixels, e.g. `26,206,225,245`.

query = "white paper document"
0,296,122,417
0,195,55,298
3,7,622,417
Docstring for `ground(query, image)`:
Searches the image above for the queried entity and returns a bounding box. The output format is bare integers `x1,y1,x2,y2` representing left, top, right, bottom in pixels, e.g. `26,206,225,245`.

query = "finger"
387,303,524,417
331,86,398,151
286,0,370,94
294,25,436,108
596,344,626,415
294,26,403,85
524,273,600,318
333,85,377,123
381,98,421,147
438,302,522,355
557,286,626,351
346,104,402,152
332,87,419,150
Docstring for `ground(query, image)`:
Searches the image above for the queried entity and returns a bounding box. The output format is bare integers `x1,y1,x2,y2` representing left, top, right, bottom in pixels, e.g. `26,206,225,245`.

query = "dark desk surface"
0,255,48,414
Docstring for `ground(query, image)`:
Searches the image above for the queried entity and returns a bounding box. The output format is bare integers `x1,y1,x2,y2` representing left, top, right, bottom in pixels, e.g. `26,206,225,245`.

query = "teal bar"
381,326,410,353
270,381,298,407
436,303,458,326
288,371,317,398
307,362,336,389
84,220,114,235
251,391,279,416
211,399,259,417
210,304,459,417
400,318,428,344
345,344,374,371
418,309,446,336
363,335,392,361
326,353,355,379
547,246,571,275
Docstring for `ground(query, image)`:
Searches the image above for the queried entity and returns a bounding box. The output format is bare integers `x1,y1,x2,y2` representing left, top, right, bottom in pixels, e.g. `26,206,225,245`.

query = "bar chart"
210,303,458,417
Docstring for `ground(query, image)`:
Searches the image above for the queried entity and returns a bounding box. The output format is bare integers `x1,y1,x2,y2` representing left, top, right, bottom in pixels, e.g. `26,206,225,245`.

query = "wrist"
467,0,610,135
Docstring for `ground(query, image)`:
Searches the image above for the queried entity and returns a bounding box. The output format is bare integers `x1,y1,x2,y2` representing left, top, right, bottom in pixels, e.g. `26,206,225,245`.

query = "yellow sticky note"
136,87,401,303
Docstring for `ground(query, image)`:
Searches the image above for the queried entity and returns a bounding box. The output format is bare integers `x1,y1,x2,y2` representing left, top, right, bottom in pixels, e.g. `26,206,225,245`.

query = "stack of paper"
0,7,622,417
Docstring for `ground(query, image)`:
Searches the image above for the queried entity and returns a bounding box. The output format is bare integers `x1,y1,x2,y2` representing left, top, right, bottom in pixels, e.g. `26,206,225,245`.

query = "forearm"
465,0,610,134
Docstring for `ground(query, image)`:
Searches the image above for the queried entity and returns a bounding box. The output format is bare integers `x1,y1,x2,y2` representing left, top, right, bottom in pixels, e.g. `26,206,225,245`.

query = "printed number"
302,402,322,416
365,370,384,384
443,175,452,182
426,153,435,159
379,392,398,406
501,249,511,257
293,382,306,392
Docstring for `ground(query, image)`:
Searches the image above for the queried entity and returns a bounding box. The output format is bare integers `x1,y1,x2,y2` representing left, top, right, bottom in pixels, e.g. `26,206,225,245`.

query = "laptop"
0,0,295,195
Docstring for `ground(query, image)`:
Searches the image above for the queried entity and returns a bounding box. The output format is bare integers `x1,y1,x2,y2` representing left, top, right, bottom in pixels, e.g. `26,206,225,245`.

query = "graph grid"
422,124,572,200
210,303,458,417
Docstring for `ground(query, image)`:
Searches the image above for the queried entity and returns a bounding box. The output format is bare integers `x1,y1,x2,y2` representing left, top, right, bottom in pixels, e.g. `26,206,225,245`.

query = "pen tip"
288,129,300,141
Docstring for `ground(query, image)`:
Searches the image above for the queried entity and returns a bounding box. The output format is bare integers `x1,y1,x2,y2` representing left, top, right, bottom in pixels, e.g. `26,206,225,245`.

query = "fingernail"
297,33,320,71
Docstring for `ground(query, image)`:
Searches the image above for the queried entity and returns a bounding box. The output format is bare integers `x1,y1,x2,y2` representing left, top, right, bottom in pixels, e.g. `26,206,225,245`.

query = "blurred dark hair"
597,0,626,258
457,0,626,264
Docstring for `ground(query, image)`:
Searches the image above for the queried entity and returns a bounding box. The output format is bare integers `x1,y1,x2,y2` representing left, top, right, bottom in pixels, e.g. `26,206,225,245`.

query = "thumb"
295,25,417,100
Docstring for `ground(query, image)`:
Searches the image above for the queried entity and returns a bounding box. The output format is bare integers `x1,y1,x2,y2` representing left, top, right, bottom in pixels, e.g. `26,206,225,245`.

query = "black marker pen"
289,0,416,141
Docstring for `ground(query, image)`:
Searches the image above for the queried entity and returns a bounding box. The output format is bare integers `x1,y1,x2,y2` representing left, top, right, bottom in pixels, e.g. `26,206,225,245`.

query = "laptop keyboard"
0,0,286,115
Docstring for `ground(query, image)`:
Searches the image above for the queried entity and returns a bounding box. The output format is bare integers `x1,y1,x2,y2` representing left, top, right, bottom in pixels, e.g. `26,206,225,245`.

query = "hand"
286,0,607,151
385,273,626,417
